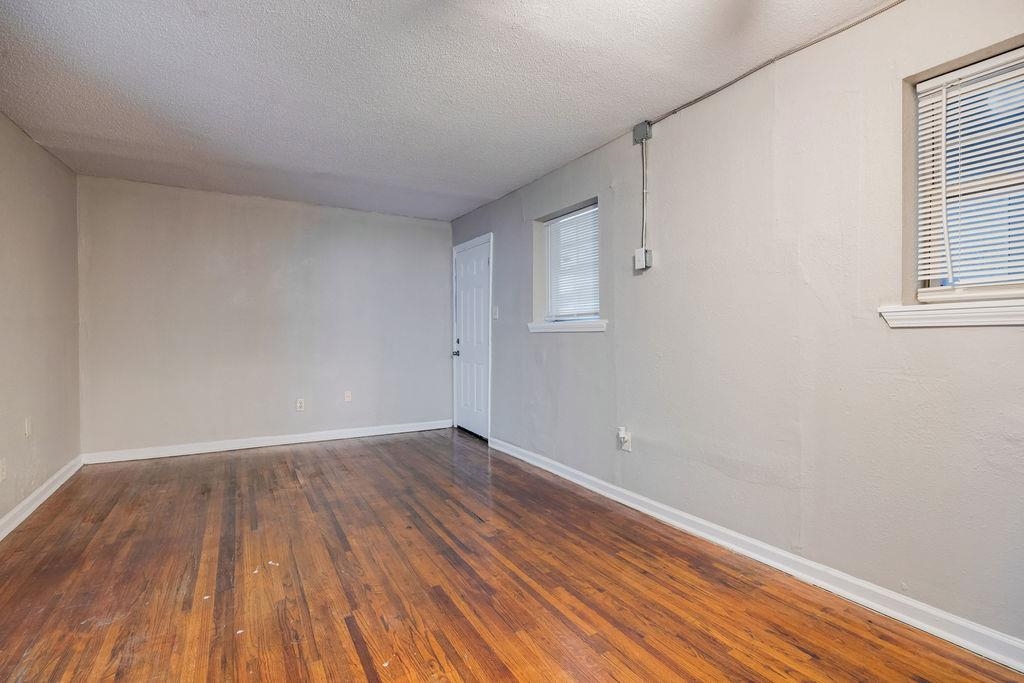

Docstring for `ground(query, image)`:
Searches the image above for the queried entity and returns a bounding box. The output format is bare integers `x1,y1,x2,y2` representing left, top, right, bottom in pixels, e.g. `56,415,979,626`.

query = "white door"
453,235,491,438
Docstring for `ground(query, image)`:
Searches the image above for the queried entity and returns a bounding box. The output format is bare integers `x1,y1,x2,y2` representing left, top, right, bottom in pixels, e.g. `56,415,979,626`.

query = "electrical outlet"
24,417,32,439
616,426,632,452
295,398,305,412
0,459,6,484
344,391,352,403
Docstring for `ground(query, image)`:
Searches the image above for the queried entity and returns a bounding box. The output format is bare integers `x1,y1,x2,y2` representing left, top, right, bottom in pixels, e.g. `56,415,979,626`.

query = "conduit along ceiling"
1,0,890,220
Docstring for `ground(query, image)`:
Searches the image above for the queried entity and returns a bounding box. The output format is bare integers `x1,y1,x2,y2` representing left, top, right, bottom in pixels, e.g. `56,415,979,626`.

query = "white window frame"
528,202,607,333
880,45,1024,328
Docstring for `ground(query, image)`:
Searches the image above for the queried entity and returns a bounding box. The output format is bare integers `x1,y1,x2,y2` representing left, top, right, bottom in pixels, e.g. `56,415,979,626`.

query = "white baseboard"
488,438,1024,673
0,455,83,543
81,420,453,464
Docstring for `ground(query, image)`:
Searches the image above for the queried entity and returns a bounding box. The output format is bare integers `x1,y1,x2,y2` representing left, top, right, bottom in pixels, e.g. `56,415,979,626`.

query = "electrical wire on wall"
641,135,648,250
632,121,653,271
627,0,906,274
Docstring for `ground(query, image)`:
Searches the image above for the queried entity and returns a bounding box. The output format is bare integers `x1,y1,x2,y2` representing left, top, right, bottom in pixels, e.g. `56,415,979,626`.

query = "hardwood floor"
0,429,1018,681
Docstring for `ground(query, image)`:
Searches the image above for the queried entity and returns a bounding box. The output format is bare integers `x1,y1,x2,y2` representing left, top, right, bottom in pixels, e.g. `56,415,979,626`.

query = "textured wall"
453,0,1024,638
0,114,79,520
78,178,452,453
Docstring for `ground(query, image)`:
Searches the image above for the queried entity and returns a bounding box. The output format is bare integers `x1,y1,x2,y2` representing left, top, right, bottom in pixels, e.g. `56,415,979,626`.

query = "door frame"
452,232,493,440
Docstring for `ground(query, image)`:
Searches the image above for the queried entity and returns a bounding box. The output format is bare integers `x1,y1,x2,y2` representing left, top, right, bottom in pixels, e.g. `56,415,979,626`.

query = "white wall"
0,114,79,520
453,0,1024,640
78,177,452,454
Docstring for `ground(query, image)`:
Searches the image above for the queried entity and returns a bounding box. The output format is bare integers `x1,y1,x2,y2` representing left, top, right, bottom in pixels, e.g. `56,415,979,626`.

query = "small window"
545,204,600,321
915,47,1024,303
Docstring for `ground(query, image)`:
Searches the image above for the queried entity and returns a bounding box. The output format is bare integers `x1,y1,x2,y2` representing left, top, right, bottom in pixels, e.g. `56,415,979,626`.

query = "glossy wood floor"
0,429,1019,681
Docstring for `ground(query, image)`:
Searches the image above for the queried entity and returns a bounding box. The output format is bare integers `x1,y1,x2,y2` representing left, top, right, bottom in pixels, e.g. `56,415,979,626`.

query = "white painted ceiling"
1,1,887,220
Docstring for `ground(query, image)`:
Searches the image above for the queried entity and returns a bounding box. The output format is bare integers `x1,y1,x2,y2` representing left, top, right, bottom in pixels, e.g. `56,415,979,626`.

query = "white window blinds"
546,205,599,320
916,47,1024,297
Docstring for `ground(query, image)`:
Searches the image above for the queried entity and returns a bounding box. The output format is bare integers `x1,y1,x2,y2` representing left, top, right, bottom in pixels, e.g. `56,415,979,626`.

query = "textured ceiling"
1,0,888,220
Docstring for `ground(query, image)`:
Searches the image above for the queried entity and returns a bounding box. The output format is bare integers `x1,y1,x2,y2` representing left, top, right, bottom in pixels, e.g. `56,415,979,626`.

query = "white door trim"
452,233,493,440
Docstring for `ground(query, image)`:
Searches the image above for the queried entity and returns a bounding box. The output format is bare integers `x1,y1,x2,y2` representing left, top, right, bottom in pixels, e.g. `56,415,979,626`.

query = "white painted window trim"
905,47,1024,318
878,299,1024,328
528,319,608,333
917,284,1024,304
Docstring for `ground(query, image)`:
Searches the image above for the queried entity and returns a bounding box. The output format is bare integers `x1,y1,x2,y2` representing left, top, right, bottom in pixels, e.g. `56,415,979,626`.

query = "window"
915,47,1024,303
545,204,600,321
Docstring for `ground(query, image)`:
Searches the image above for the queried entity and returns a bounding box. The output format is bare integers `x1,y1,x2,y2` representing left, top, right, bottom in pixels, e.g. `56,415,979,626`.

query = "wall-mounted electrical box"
634,247,652,271
632,121,653,144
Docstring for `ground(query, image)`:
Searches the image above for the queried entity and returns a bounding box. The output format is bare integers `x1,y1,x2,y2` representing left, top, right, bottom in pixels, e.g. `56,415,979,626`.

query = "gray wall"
453,0,1024,639
78,177,452,453
0,114,79,519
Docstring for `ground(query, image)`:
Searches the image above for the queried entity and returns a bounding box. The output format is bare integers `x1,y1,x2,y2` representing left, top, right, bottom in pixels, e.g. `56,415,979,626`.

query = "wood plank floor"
0,428,1018,681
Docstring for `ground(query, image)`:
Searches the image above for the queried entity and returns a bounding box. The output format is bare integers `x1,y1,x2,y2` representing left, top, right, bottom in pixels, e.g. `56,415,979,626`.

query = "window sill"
528,319,608,333
878,299,1024,328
